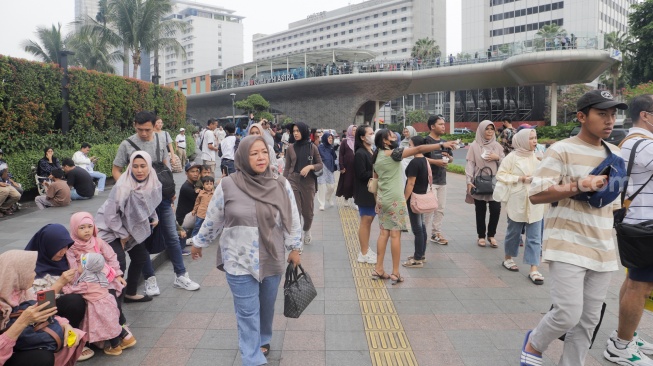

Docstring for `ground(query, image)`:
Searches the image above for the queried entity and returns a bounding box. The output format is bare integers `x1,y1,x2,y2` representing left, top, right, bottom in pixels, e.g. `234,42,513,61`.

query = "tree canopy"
628,0,653,87
411,38,440,59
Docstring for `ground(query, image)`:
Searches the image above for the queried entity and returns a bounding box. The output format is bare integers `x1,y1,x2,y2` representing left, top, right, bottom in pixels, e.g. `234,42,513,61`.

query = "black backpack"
126,133,176,200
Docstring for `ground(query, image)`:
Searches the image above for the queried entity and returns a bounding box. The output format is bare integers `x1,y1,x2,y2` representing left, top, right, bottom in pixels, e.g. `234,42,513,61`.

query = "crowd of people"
2,90,653,366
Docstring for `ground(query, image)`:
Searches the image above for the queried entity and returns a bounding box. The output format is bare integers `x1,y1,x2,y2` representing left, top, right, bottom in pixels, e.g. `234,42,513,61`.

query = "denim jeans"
221,159,235,175
157,199,187,276
406,200,427,260
504,217,543,266
89,171,106,191
70,188,92,201
226,272,281,366
190,217,205,238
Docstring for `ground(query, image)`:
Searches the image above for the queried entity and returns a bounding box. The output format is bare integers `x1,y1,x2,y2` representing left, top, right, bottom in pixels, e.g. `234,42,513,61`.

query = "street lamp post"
476,107,481,123
230,93,236,126
59,50,75,134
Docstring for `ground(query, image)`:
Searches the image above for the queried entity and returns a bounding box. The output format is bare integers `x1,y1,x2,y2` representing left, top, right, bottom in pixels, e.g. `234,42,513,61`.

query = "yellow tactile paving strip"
337,201,418,366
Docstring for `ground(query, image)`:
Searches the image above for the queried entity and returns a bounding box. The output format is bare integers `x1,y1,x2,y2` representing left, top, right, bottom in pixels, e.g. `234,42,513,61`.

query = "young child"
68,253,130,355
35,168,70,209
64,212,135,354
195,165,212,191
191,176,215,238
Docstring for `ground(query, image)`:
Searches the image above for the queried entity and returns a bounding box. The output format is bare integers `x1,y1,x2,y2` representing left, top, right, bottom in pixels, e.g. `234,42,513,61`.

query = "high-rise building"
156,0,244,86
252,0,447,61
461,0,636,54
74,0,100,24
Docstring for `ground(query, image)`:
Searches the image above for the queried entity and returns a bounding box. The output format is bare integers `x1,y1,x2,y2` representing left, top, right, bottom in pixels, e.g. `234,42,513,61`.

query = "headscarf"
74,253,108,287
512,129,536,158
400,126,417,148
231,136,293,261
70,212,116,282
247,122,274,147
0,250,38,329
99,151,162,244
291,122,312,174
346,125,357,151
318,132,337,172
474,120,497,146
25,224,74,278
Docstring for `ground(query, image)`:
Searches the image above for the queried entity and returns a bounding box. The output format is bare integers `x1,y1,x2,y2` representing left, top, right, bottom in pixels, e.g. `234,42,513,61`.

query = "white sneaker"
610,330,653,356
303,230,312,245
144,276,160,296
364,250,377,264
605,336,653,365
173,272,200,291
319,206,325,211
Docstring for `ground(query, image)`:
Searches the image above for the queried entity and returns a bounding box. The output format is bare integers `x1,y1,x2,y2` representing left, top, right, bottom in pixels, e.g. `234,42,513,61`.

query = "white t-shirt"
220,135,237,160
620,127,653,224
175,134,187,149
201,129,216,161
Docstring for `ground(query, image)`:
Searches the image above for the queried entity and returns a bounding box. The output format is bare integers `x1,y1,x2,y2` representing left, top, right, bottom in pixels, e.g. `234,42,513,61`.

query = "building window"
401,17,407,22
383,21,388,26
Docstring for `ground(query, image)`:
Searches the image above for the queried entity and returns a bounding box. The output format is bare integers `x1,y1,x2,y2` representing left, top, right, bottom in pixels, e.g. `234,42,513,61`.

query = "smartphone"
597,165,611,177
37,289,56,310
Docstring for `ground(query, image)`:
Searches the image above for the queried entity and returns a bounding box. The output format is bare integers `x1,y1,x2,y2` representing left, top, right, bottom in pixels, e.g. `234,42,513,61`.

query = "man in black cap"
520,90,629,366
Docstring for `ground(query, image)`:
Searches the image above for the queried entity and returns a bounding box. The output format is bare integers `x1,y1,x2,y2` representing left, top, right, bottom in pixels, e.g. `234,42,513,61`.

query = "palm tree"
21,23,68,65
411,38,440,60
603,31,635,94
535,24,567,50
67,26,124,73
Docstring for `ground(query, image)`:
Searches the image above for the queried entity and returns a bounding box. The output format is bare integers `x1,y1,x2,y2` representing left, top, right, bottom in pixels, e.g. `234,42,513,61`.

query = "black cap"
577,90,628,112
185,162,201,172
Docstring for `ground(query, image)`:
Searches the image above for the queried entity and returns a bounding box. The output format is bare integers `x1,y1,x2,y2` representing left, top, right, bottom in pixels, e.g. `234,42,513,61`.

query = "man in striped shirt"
605,94,653,366
520,90,628,366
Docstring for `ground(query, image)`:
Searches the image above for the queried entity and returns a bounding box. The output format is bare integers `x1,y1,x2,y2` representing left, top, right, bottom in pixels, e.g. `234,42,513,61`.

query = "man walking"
424,115,451,245
112,111,200,292
201,119,219,175
175,128,187,168
604,94,653,366
520,90,628,366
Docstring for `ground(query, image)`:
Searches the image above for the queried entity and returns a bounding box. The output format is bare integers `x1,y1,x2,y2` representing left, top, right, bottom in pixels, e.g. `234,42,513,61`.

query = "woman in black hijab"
283,122,323,244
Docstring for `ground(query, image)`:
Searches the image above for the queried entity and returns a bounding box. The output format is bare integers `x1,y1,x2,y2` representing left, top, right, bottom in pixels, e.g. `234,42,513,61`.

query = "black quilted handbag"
471,166,496,195
283,264,317,318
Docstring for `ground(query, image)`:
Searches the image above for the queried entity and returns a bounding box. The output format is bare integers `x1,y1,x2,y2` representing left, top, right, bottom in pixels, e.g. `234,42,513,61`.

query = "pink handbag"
410,160,438,214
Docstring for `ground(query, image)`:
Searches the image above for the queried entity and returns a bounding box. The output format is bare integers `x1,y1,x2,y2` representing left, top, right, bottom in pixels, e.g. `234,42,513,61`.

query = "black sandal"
372,269,390,280
390,273,404,285
261,344,270,357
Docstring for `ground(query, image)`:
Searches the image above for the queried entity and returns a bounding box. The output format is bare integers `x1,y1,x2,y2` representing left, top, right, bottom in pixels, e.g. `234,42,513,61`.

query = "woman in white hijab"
495,128,545,284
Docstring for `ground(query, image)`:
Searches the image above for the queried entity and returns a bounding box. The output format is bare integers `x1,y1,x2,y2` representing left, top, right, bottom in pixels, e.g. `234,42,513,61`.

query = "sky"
0,0,461,63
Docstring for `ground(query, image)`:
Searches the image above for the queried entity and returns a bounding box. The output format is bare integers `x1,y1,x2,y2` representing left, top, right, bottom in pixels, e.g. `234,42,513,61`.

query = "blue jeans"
70,188,92,200
190,217,205,238
89,171,106,191
226,273,281,366
156,199,187,276
406,200,427,260
504,217,542,266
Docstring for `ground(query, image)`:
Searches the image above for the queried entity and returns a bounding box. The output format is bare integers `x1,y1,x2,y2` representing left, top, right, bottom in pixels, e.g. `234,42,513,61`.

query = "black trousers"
109,239,149,325
474,199,501,238
55,293,86,329
5,349,54,366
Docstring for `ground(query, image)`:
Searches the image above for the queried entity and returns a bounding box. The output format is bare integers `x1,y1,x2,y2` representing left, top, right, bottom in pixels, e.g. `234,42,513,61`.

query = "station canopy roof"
224,48,378,76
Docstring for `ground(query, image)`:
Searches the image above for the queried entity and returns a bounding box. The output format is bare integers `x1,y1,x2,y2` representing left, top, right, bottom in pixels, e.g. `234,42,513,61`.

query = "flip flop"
477,238,486,247
520,330,542,366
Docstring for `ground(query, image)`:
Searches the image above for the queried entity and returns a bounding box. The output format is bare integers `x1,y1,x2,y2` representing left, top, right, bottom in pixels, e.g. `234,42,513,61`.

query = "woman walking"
373,129,457,284
96,151,161,303
496,129,545,284
283,122,323,244
466,120,505,248
353,125,378,264
317,132,338,210
247,122,279,174
191,135,302,366
336,125,357,207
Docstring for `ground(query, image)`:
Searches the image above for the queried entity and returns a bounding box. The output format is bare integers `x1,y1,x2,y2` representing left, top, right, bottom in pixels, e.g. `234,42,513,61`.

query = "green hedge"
446,163,465,175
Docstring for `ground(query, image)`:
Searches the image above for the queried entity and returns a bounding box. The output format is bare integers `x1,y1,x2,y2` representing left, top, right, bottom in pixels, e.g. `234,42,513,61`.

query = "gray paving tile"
325,350,372,366
325,331,369,350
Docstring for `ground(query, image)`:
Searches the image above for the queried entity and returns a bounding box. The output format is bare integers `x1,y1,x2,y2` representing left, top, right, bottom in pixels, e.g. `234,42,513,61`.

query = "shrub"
446,163,465,175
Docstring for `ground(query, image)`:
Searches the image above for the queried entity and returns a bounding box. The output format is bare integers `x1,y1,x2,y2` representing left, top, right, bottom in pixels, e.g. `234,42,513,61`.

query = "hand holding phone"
37,290,56,311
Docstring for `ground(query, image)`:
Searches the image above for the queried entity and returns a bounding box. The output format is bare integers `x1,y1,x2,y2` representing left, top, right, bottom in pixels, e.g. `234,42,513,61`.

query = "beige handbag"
367,172,378,194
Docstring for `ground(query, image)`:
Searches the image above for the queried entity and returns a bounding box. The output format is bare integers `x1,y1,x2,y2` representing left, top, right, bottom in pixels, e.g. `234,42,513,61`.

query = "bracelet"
291,248,302,252
575,180,581,192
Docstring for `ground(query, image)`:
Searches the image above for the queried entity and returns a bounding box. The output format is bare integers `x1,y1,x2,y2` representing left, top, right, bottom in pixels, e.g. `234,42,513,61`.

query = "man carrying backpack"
112,111,200,293
499,118,515,156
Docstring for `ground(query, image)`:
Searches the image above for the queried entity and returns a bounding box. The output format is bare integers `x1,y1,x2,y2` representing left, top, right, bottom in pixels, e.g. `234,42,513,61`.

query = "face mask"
389,140,399,149
365,135,374,145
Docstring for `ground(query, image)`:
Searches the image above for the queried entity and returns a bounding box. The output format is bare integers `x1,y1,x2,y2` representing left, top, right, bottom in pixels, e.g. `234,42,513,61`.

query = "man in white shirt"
175,128,187,168
604,94,653,366
201,119,219,174
219,122,238,176
72,142,106,191
214,124,226,144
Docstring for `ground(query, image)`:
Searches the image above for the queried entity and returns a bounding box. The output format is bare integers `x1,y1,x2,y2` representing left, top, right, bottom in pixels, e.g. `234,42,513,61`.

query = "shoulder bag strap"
425,158,433,186
620,138,653,206
125,139,140,152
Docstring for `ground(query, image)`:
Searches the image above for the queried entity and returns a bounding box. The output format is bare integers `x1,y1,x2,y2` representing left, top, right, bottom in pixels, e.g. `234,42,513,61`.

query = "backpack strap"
620,137,653,208
125,135,162,163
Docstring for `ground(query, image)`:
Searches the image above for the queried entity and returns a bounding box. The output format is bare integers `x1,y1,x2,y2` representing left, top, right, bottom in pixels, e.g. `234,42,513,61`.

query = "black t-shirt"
176,180,199,224
405,157,429,195
65,167,95,198
424,136,451,185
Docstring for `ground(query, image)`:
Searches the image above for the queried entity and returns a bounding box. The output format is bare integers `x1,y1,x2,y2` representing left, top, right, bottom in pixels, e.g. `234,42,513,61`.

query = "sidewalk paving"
0,171,645,366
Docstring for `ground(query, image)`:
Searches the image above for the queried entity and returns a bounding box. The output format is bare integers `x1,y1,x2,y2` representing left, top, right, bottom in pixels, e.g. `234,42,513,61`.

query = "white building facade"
461,0,636,54
252,0,447,61
155,0,244,85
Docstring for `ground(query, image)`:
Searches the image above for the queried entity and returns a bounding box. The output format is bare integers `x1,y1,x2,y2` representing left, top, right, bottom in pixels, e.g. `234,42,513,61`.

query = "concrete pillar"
550,83,558,126
449,90,455,134
374,100,380,130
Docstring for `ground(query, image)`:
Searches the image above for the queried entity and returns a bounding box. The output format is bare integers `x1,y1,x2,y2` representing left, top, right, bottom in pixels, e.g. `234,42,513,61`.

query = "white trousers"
317,183,336,209
530,261,612,366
